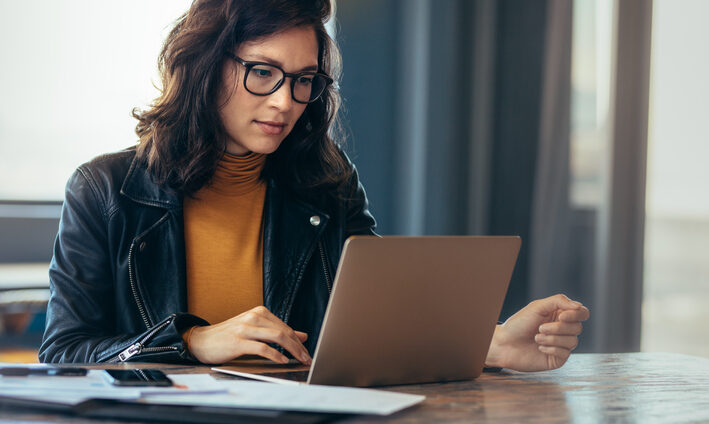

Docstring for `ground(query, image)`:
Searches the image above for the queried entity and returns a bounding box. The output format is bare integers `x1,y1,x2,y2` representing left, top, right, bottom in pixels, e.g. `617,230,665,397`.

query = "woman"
39,0,589,371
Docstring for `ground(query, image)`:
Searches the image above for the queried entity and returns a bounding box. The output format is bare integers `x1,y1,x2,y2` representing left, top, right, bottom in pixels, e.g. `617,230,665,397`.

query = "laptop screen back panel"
308,236,520,387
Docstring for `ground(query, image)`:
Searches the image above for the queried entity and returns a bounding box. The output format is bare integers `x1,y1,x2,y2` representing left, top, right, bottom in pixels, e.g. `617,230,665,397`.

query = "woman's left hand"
484,294,590,372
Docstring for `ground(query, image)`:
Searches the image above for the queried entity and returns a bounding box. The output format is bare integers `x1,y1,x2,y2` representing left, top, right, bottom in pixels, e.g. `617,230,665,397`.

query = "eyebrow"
243,54,319,72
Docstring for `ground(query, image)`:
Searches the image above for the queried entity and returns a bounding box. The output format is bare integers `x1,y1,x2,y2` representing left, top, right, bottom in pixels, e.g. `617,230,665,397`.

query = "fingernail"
573,301,583,307
534,333,544,342
539,325,546,333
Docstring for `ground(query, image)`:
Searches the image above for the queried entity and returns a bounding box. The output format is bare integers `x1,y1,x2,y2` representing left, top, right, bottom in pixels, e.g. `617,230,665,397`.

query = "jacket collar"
120,154,181,209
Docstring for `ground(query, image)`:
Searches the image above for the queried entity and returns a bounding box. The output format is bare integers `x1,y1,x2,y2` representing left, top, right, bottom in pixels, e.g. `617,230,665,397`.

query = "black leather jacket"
39,148,376,363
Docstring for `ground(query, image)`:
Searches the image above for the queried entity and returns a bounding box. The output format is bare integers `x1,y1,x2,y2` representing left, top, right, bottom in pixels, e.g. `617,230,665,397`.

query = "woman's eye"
296,75,314,86
252,68,273,78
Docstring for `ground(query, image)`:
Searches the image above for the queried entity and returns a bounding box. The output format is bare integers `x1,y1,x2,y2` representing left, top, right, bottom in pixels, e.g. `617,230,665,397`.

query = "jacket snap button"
139,242,146,252
309,216,321,226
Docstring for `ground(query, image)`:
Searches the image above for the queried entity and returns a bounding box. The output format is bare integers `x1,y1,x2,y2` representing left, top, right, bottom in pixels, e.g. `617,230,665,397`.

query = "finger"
535,334,579,350
559,306,590,323
241,325,311,365
532,294,584,316
238,308,311,362
251,308,311,346
239,340,289,364
539,321,582,336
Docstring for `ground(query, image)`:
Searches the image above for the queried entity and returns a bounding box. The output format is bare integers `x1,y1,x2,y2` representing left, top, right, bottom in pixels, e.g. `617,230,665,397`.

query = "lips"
255,120,286,136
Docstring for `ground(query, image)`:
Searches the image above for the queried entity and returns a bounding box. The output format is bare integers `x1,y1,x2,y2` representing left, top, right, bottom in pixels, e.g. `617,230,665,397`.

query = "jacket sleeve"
38,168,207,364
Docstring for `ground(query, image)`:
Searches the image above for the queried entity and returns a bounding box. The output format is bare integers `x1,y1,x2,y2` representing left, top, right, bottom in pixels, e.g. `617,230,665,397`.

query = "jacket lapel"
120,154,181,209
262,180,329,323
120,153,187,325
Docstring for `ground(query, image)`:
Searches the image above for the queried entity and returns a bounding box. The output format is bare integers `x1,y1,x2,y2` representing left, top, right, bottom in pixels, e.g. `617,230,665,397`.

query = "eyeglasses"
225,52,333,104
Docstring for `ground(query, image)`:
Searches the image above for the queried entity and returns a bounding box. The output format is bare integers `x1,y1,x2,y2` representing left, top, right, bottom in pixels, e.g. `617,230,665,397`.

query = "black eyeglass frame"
225,52,333,104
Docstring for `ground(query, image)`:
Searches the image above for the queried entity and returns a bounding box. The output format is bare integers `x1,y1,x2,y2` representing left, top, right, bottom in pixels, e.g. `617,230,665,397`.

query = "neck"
225,141,250,156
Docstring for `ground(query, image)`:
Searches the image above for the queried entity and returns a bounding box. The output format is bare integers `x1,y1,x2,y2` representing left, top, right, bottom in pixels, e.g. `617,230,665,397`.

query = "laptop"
214,236,521,387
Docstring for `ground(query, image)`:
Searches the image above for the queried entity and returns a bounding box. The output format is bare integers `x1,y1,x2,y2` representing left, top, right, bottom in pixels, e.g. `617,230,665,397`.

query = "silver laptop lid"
308,236,521,387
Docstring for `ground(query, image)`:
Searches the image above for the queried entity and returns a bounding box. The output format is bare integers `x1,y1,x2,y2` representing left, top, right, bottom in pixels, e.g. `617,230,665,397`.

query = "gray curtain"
337,0,652,352
338,0,552,321
529,0,573,302
592,0,653,352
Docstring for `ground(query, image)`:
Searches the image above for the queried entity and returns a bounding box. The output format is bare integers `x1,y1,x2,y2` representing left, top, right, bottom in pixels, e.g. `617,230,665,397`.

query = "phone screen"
104,369,173,386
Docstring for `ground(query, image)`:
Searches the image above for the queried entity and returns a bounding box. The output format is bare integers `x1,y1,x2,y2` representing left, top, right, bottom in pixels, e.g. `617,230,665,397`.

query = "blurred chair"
0,203,58,363
0,263,51,363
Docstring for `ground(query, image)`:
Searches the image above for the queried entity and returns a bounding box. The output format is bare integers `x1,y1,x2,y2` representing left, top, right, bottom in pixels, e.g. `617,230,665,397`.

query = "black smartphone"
103,369,173,387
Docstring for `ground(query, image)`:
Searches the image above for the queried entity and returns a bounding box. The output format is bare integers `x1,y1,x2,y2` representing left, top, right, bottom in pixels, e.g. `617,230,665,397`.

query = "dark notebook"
0,395,346,424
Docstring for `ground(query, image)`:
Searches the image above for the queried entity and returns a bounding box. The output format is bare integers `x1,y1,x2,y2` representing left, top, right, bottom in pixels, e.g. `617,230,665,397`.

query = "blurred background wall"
0,0,707,361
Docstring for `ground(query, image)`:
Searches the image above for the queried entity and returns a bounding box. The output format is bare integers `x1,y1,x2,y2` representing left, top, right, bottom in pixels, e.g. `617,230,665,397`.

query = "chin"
227,130,290,155
248,138,285,155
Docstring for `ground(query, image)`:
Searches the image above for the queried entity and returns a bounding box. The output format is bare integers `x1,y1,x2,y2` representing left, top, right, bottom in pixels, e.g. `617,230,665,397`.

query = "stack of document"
0,370,223,403
144,376,424,415
0,365,424,416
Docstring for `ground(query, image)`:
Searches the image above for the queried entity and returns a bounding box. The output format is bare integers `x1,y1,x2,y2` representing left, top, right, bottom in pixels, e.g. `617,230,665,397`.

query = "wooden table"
1,353,708,423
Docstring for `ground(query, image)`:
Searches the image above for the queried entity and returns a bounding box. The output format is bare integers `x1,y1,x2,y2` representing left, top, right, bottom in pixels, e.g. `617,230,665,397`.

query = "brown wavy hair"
133,0,351,199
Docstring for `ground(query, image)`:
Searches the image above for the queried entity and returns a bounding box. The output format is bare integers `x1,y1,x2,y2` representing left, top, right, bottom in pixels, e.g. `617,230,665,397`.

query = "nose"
268,79,294,111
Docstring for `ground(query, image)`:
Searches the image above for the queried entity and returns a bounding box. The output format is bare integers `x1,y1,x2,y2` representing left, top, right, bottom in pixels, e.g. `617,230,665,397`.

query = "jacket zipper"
111,315,177,362
318,241,332,294
282,239,328,326
128,240,151,330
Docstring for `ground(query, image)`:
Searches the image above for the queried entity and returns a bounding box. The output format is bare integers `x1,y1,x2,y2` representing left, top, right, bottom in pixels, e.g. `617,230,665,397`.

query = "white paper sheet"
145,376,425,416
0,370,227,404
0,370,425,415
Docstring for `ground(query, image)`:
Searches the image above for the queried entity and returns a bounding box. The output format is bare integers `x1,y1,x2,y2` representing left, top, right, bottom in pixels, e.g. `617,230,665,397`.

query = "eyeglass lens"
246,64,327,103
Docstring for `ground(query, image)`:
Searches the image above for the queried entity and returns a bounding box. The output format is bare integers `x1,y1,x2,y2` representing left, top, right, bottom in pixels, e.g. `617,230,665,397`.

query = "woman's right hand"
185,306,312,365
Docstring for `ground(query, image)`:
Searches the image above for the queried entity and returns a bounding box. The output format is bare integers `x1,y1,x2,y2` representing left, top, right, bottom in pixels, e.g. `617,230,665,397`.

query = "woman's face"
219,26,319,155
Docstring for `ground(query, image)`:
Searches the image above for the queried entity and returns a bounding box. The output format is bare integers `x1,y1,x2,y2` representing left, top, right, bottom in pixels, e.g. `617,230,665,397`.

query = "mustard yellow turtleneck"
183,151,267,325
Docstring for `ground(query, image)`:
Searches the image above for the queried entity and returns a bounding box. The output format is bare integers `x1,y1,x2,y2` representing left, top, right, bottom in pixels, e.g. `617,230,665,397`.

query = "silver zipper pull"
117,342,142,362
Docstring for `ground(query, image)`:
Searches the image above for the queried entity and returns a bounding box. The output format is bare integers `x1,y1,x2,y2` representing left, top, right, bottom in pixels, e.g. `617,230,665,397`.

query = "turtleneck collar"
207,151,267,196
